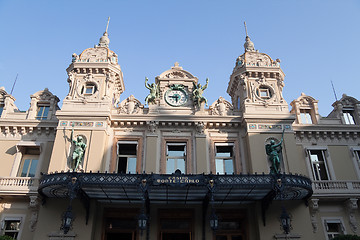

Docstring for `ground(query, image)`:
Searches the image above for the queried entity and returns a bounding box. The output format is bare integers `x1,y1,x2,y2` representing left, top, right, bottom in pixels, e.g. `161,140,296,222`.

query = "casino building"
0,27,359,240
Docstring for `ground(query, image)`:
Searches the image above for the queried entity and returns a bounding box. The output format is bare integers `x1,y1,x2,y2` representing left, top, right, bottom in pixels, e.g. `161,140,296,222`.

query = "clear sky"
0,0,359,116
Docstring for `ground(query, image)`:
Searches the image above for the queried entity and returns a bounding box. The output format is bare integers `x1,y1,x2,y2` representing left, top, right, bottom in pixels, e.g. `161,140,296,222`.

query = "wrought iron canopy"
39,172,312,204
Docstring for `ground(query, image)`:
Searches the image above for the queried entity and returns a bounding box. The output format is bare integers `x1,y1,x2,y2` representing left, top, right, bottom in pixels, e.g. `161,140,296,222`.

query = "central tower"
227,30,288,115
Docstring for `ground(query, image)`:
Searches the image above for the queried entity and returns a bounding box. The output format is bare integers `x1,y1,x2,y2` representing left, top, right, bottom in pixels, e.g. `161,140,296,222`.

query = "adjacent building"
0,28,359,240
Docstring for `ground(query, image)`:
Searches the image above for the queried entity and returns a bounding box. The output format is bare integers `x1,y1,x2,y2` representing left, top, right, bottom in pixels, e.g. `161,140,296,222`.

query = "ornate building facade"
0,28,359,240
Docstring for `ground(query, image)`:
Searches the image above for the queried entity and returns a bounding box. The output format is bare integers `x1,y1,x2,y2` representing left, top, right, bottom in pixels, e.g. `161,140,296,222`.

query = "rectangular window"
215,144,234,174
85,85,95,95
343,110,355,125
259,88,270,98
309,150,330,180
0,103,4,117
324,220,344,239
3,218,21,239
117,142,137,174
166,143,186,174
36,106,49,120
300,110,313,124
17,147,40,177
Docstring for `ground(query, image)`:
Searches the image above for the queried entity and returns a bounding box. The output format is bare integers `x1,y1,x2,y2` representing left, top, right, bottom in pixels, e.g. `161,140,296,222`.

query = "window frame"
12,143,42,178
342,109,356,125
350,147,360,179
309,149,331,181
214,143,235,175
305,147,335,181
210,139,241,174
322,218,346,240
1,215,24,240
17,156,39,177
161,137,192,174
0,102,4,117
36,105,50,120
299,109,313,124
111,137,143,174
116,141,138,174
165,142,187,174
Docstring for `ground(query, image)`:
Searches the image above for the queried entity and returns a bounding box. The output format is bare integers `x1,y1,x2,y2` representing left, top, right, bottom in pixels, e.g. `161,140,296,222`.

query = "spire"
98,17,110,48
243,22,255,52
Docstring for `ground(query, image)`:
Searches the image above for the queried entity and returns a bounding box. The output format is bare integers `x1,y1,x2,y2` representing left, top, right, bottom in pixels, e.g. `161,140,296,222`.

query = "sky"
0,0,359,116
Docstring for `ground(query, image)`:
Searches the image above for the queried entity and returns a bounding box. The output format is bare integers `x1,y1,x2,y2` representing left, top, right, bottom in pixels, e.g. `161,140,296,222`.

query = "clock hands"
170,94,180,102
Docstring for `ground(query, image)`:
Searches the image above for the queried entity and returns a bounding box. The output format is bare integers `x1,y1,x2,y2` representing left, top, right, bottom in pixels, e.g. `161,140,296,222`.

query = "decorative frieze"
295,130,360,143
247,124,291,131
0,126,56,138
59,121,105,128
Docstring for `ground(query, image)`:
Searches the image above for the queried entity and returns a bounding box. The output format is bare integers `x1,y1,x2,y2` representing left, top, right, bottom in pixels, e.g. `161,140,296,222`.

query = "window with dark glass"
343,110,355,125
17,147,40,177
3,219,21,239
324,220,344,240
215,210,247,240
257,86,272,99
309,150,330,181
166,143,186,174
81,83,97,95
159,210,193,240
36,105,49,120
300,109,313,124
0,103,4,117
215,144,234,174
117,142,137,174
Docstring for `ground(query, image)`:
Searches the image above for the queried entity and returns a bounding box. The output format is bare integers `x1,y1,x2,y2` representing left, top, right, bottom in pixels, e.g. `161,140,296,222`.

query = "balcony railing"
312,180,360,196
0,177,39,194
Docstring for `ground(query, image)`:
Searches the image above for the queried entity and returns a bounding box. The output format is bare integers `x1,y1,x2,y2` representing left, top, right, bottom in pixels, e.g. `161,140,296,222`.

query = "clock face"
165,89,188,107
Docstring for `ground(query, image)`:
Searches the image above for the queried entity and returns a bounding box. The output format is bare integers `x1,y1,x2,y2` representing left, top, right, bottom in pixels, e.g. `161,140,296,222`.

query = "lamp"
61,206,73,234
138,212,148,232
209,210,218,231
280,207,291,234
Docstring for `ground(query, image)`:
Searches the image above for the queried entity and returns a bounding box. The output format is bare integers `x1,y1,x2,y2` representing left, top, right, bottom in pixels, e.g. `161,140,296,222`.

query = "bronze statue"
70,124,87,171
265,129,285,174
145,77,159,105
192,78,209,107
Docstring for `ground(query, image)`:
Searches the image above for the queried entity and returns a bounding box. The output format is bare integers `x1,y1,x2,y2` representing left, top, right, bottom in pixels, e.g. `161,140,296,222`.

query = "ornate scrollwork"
118,95,143,114
209,97,233,116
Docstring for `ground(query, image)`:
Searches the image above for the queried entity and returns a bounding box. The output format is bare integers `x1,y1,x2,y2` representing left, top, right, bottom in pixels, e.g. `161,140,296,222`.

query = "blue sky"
0,0,359,116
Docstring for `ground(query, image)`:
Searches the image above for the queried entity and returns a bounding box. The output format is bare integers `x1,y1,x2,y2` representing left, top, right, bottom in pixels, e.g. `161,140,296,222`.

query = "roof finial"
243,21,255,52
244,21,248,37
105,17,110,33
98,17,111,48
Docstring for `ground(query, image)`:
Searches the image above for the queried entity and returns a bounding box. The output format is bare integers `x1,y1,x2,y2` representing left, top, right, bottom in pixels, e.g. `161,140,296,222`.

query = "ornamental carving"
118,95,143,114
165,71,188,79
158,63,197,80
209,97,233,116
147,121,159,133
0,87,7,100
78,47,110,63
244,52,273,66
32,88,59,102
339,94,360,107
297,93,317,107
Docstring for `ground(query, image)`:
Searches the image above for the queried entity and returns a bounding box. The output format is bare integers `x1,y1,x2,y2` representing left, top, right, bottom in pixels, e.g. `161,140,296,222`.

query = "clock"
164,85,188,107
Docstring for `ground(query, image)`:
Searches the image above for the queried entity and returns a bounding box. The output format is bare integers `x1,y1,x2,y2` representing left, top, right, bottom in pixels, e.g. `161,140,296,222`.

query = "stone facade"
0,29,359,240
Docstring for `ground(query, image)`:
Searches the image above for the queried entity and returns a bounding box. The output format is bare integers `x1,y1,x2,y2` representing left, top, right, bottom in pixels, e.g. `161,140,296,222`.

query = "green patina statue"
145,77,159,105
192,78,209,107
265,129,285,174
70,124,87,171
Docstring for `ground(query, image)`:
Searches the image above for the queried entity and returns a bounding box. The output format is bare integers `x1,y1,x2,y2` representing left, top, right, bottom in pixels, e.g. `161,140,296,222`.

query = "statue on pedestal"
265,129,285,174
70,124,87,171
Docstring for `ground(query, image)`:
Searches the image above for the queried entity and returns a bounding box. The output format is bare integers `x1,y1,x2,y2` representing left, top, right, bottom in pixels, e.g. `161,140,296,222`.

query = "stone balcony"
0,177,39,195
312,180,360,198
